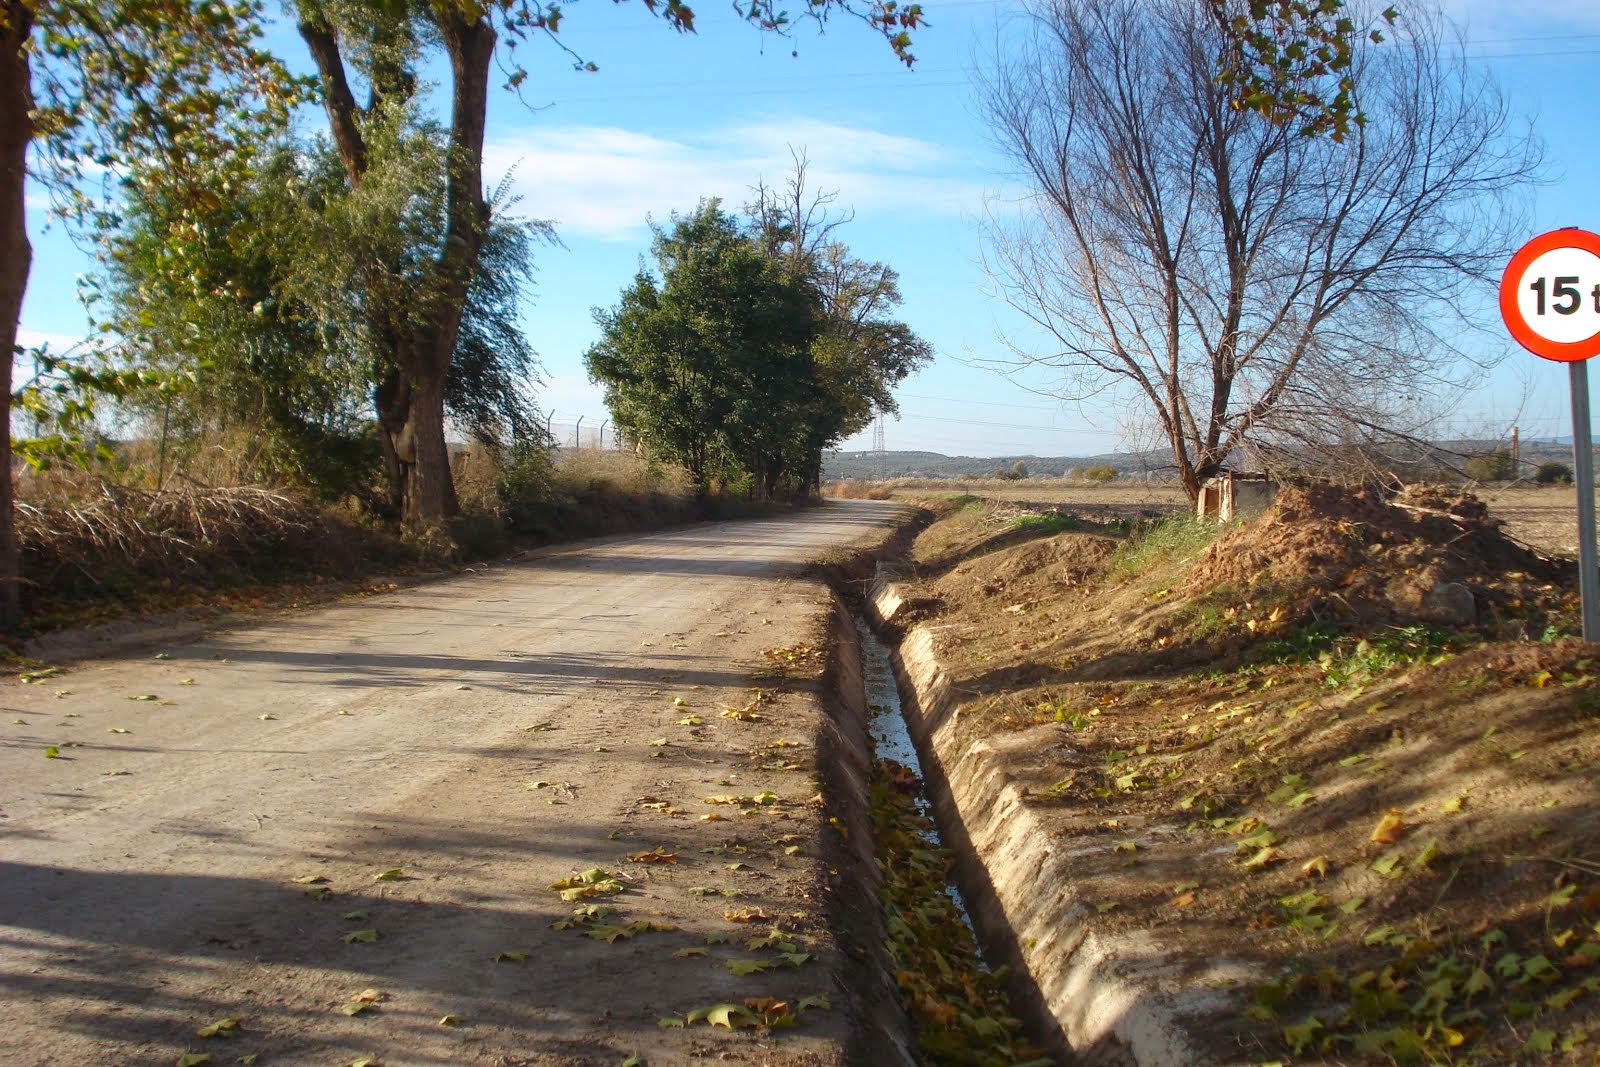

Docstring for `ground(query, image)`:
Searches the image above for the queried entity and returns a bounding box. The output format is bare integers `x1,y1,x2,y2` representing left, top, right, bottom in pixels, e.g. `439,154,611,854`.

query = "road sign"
1500,228,1600,363
1502,228,1600,641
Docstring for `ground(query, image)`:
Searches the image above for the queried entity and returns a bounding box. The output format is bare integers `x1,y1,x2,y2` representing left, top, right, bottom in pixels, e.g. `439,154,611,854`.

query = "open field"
833,477,1589,561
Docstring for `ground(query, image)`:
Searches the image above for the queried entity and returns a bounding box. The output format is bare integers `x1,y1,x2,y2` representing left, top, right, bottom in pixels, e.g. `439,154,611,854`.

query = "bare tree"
981,0,1542,500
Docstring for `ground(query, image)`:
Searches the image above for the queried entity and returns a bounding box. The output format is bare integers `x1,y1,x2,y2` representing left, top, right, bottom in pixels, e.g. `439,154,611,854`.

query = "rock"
1420,581,1477,627
1385,576,1476,627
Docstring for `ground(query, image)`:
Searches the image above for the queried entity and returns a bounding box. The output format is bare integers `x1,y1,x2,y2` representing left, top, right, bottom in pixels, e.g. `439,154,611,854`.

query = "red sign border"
1500,228,1600,363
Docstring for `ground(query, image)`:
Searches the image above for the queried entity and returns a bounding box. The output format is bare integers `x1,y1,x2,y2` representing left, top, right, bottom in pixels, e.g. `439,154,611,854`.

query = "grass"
13,445,712,637
1106,516,1224,580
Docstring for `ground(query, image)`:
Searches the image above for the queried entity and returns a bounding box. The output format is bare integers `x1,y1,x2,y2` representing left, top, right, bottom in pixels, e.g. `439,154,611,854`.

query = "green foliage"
96,122,548,502
1108,518,1222,580
1535,461,1574,486
1208,0,1399,141
586,192,929,499
1082,465,1118,483
26,0,305,216
1264,622,1463,688
586,200,819,494
1464,450,1515,482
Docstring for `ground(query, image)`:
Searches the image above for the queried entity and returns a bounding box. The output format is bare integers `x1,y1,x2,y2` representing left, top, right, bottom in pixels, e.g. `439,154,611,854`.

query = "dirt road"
0,502,905,1067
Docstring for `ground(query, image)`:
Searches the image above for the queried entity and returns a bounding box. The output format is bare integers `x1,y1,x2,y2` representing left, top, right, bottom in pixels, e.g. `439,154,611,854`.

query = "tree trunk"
0,3,34,633
297,8,494,524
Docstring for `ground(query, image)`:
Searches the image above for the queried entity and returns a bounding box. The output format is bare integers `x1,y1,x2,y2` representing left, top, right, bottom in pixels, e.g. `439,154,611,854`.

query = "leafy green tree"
2,0,297,630
585,201,819,495
291,0,923,522
746,159,932,491
103,134,547,504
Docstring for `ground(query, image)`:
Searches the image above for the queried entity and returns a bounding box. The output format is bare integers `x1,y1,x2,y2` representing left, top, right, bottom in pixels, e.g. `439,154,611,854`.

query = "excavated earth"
866,484,1600,1065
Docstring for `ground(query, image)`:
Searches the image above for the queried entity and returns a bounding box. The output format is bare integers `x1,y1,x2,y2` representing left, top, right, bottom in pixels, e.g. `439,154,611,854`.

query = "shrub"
1464,450,1514,482
1535,461,1574,485
1083,465,1119,482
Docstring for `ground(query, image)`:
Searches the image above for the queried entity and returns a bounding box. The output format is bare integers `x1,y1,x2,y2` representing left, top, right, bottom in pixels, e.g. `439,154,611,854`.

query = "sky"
17,0,1600,459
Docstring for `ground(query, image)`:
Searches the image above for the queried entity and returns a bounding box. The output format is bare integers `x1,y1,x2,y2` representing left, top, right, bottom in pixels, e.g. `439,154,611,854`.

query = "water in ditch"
857,615,973,924
855,614,1053,1065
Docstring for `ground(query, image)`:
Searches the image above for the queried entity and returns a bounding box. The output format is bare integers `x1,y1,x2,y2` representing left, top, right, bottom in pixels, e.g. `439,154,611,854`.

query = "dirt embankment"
873,485,1600,1065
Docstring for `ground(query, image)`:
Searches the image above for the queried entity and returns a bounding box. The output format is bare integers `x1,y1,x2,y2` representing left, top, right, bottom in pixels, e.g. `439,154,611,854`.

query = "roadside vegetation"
11,446,704,636
885,481,1598,1063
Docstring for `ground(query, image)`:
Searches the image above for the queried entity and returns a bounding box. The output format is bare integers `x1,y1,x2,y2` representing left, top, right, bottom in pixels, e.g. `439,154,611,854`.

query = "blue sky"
18,0,1600,457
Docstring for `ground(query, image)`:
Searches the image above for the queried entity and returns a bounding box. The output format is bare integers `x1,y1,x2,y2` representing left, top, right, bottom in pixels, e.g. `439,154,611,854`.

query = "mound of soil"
1185,482,1573,631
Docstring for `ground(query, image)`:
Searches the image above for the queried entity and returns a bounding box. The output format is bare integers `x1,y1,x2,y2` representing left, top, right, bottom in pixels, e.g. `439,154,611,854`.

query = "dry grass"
825,479,894,500
16,471,389,612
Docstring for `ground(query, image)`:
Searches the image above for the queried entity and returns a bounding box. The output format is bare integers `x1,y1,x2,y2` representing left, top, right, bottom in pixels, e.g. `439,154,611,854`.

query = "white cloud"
483,118,982,241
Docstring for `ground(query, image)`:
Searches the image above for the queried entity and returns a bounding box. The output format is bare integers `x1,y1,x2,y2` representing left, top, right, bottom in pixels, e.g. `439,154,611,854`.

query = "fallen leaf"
107,727,130,734
1369,811,1406,845
627,847,678,864
438,1014,463,1026
195,1018,241,1038
1300,856,1329,879
291,875,329,885
343,910,368,921
1242,846,1281,869
491,951,527,962
341,929,379,943
372,868,408,882
674,947,709,958
305,886,333,902
129,694,159,701
43,746,59,759
704,1003,760,1029
176,1055,211,1067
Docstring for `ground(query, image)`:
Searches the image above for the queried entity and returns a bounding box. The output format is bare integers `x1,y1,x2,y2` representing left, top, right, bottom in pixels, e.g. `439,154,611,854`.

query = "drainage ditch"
852,613,1055,1067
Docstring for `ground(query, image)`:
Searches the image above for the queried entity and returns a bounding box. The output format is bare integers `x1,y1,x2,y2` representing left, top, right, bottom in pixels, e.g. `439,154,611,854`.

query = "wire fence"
545,419,623,451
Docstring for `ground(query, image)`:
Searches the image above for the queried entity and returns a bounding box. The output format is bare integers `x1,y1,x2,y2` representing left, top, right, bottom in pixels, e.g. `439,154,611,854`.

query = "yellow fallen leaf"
1369,811,1406,845
1300,856,1330,878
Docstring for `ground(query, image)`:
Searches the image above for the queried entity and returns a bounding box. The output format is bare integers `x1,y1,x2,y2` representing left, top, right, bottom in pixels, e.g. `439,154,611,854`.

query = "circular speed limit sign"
1500,228,1600,362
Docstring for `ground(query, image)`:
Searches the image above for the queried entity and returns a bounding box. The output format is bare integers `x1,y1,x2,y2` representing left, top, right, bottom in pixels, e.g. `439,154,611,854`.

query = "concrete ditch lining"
865,566,1235,1067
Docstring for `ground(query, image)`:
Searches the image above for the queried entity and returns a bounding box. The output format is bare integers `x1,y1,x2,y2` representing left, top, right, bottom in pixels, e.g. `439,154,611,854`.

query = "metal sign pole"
1570,359,1600,641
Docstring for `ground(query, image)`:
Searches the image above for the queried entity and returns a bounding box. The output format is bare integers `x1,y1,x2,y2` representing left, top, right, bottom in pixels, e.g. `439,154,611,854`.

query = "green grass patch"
1107,516,1222,580
1263,622,1466,689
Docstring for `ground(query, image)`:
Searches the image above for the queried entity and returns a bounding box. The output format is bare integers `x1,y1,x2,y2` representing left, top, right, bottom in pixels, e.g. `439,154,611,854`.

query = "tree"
585,201,820,494
292,0,923,523
2,0,295,630
981,0,1539,501
746,157,932,491
101,135,547,503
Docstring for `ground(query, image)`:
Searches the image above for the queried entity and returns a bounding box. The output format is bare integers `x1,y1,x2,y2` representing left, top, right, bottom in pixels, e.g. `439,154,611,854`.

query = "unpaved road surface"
0,502,904,1067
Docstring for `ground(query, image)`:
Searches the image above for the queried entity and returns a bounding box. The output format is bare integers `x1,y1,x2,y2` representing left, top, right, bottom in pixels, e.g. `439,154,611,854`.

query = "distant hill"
823,440,1592,483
